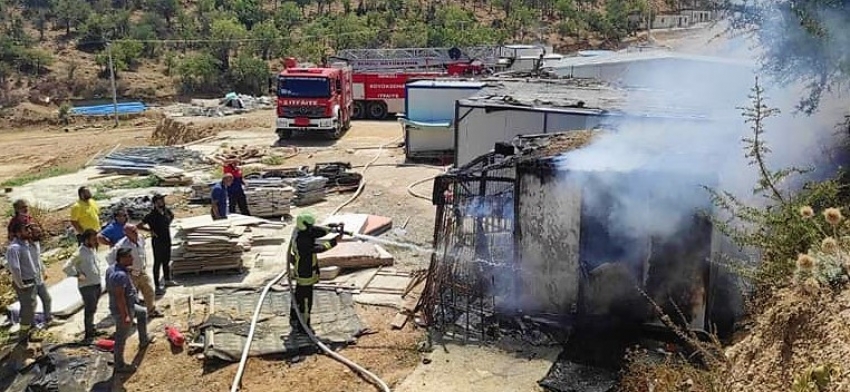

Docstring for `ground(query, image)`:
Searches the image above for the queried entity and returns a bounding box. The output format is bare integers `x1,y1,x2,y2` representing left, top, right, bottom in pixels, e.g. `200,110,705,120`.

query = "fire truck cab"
275,58,353,140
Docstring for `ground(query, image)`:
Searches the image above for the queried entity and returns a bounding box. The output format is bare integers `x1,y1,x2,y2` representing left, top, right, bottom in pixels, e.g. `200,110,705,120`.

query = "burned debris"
419,131,744,391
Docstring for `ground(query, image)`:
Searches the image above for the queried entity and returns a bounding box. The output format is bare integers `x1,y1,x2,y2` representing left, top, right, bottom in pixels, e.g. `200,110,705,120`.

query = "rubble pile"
164,94,274,118
150,117,217,146
171,222,252,275
292,176,328,206
96,146,207,175
100,196,153,221
245,186,294,217
215,145,267,164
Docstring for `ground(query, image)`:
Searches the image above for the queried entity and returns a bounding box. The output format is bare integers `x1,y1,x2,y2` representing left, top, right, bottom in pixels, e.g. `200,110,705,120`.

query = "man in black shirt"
139,194,175,296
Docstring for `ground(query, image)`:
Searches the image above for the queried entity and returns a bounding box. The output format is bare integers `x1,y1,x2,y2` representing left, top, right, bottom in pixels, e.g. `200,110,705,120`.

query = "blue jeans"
112,305,149,366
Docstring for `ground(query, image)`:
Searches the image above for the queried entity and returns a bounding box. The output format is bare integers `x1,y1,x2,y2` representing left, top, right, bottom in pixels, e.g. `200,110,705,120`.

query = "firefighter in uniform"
288,213,342,334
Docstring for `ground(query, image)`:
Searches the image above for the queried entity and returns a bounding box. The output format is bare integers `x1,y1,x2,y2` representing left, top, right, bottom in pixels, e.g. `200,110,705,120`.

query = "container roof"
459,78,715,120
544,49,755,70
406,80,486,89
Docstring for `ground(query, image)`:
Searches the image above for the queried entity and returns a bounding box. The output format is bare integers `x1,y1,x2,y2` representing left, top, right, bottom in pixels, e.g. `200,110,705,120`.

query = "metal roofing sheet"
544,49,755,69
460,78,715,119
406,80,486,89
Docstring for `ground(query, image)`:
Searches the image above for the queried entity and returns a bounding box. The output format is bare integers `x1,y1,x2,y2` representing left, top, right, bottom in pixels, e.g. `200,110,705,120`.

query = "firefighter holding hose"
287,213,348,337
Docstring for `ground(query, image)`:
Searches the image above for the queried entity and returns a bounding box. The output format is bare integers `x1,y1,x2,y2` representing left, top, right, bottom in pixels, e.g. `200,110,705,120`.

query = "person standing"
223,159,250,216
70,187,101,245
97,208,128,247
287,213,341,335
6,222,38,343
63,229,103,342
27,224,57,327
139,194,175,296
7,199,33,241
106,225,162,318
106,248,154,373
211,174,234,220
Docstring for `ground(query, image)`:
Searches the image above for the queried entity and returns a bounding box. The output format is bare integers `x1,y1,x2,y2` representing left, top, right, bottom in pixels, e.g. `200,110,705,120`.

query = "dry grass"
620,206,850,392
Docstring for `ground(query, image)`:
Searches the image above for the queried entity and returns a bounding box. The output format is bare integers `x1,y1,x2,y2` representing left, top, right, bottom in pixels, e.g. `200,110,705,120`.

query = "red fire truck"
274,45,556,140
330,45,557,120
274,58,353,140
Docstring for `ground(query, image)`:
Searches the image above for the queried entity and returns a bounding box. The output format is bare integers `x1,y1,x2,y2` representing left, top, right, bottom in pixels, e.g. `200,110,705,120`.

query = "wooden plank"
390,313,409,329
360,266,382,291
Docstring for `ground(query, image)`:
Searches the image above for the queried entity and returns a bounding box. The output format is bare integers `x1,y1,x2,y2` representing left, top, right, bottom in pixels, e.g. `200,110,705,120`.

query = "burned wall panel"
516,167,581,315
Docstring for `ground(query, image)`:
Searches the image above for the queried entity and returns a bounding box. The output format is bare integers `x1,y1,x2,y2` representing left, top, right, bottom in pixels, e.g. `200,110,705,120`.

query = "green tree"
232,0,265,29
228,54,268,95
209,17,248,70
53,0,92,36
145,0,178,28
723,0,850,114
250,19,282,60
176,52,222,93
95,40,143,74
274,2,302,30
391,22,428,47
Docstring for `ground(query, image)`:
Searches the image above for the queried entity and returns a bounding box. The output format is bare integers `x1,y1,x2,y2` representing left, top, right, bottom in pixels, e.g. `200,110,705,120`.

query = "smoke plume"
550,19,849,325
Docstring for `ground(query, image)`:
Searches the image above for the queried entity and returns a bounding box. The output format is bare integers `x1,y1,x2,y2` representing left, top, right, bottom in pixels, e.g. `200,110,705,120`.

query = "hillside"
0,0,693,112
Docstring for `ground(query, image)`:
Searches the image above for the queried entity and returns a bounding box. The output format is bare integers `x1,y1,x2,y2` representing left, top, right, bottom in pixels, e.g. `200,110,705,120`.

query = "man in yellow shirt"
70,187,101,245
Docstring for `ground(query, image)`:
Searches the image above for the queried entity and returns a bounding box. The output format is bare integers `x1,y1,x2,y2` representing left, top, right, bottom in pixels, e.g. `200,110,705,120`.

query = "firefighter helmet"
296,212,316,231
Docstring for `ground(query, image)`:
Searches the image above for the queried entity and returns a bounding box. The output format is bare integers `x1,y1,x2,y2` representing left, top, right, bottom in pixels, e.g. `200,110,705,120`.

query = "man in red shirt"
223,159,250,216
7,199,33,241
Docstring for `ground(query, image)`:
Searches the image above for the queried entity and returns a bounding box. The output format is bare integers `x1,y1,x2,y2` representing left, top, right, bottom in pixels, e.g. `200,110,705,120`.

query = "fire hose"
230,138,400,392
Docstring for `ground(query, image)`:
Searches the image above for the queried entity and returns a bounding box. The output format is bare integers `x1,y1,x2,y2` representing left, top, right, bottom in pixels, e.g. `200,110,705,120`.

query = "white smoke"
553,21,848,249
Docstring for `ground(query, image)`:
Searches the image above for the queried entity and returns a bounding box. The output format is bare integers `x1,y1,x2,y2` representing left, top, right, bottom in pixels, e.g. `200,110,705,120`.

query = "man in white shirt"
7,222,38,342
106,224,162,318
28,224,58,327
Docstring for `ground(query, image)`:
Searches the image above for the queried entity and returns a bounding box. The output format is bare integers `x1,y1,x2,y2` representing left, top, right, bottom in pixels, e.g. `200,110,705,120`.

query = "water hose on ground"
329,136,402,217
406,166,450,202
230,138,400,392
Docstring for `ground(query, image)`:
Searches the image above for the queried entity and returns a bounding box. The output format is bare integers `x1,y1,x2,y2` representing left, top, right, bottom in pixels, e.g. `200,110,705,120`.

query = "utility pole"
106,41,119,128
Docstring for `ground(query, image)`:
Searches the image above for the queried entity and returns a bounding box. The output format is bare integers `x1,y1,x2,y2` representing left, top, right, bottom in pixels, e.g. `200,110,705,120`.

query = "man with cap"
223,159,250,216
211,174,233,220
139,194,175,295
106,224,163,318
287,212,343,335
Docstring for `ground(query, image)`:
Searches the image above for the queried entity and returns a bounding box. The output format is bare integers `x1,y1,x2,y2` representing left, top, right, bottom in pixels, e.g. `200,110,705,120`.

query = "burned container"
426,133,744,341
514,157,717,332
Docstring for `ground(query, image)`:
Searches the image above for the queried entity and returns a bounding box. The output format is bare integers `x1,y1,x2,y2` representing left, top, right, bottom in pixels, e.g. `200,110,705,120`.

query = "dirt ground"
0,109,435,391
113,304,423,392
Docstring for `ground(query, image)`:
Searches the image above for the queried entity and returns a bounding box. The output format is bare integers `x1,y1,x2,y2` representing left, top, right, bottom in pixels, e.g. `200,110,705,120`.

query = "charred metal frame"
423,151,518,342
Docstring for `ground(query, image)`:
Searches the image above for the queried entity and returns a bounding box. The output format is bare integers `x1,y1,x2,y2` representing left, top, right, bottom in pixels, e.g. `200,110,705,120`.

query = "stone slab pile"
245,186,294,218
171,218,254,275
292,176,328,206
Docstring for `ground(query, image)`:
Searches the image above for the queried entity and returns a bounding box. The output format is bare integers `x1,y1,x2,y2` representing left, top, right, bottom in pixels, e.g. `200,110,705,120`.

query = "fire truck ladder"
333,47,503,71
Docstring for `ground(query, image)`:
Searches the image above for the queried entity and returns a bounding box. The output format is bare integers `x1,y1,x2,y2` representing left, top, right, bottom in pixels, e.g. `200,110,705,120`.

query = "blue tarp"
70,102,147,116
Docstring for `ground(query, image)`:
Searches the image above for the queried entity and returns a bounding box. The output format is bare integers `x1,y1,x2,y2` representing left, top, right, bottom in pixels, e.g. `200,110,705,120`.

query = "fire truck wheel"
329,123,344,140
276,128,292,140
367,102,388,120
352,101,365,119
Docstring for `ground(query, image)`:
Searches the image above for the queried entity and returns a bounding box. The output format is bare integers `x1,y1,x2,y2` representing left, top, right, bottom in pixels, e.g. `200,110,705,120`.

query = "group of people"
4,158,342,369
211,159,250,220
5,186,176,372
